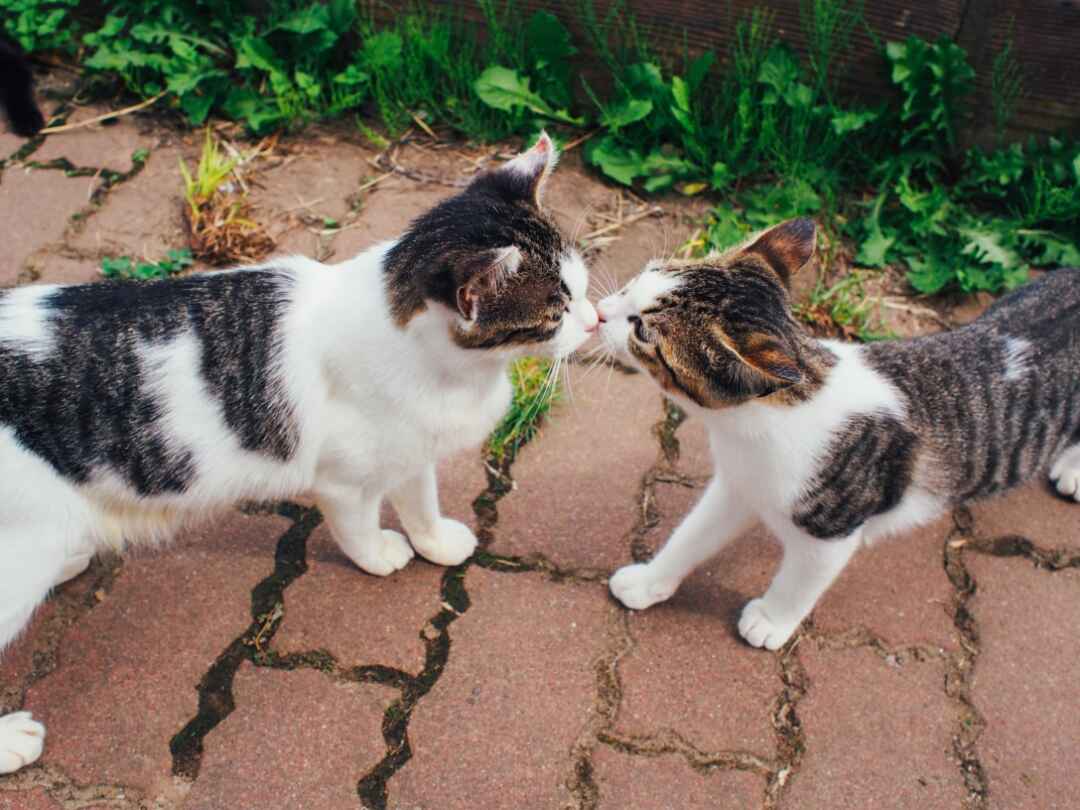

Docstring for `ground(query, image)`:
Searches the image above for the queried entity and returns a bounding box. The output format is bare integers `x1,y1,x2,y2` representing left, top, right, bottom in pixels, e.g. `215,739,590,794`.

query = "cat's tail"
0,35,46,137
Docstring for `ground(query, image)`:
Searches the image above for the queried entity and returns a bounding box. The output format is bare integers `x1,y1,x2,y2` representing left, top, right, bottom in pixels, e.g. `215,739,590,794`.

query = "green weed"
13,0,1080,302
101,248,193,280
488,357,559,460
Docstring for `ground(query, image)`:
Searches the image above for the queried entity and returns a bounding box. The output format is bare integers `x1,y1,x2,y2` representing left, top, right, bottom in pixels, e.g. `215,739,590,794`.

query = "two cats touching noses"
2,49,1079,778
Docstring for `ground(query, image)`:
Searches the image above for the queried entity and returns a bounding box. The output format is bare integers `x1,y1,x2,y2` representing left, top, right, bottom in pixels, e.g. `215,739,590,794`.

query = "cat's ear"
493,131,559,205
738,333,804,390
455,246,522,321
741,217,816,289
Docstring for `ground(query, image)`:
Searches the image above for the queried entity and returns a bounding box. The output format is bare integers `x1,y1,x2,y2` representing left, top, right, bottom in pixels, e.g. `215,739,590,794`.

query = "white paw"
352,530,415,577
0,712,45,774
609,563,678,611
411,519,478,567
1050,449,1080,502
738,599,800,651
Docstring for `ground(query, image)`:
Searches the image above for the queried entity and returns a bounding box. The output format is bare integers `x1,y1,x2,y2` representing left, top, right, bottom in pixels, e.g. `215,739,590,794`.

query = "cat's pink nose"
584,305,600,333
596,299,615,323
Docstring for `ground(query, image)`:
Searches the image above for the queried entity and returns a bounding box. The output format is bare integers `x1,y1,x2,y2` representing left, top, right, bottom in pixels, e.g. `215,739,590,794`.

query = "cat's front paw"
609,564,678,611
1050,448,1080,502
738,599,800,651
352,530,415,577
0,711,45,774
411,519,477,567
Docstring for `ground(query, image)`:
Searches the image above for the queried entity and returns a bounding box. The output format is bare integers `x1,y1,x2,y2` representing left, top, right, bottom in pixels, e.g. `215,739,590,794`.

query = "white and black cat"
0,34,45,136
0,134,598,772
598,218,1079,649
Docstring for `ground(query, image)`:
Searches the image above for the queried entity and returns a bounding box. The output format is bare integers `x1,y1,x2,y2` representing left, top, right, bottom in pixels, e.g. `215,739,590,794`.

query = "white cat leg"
0,711,45,775
610,478,755,610
1050,444,1080,502
316,483,414,577
389,465,477,566
0,556,63,775
739,525,861,650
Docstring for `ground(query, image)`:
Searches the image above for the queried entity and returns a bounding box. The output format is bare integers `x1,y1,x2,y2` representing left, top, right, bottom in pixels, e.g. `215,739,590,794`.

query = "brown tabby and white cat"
598,218,1079,649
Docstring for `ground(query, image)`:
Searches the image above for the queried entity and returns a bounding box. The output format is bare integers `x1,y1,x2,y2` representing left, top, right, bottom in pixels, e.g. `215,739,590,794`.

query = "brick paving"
1,93,1079,810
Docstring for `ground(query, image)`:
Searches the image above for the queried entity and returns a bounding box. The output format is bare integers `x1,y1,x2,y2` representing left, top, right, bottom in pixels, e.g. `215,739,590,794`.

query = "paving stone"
494,369,665,570
0,165,93,286
33,108,151,172
181,665,390,810
0,788,61,810
592,746,764,810
68,145,188,260
616,478,780,755
544,156,619,238
318,177,449,262
249,139,372,256
390,569,613,810
273,453,486,675
786,646,965,809
23,255,102,286
968,555,1080,810
812,513,958,650
24,510,292,800
0,563,102,713
970,484,1080,551
0,130,30,162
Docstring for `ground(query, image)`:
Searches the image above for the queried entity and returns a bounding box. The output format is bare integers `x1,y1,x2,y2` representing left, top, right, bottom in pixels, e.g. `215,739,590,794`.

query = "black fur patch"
794,412,918,539
0,35,45,136
0,271,298,496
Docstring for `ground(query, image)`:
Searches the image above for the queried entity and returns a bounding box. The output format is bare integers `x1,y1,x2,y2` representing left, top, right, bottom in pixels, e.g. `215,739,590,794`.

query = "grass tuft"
488,357,559,460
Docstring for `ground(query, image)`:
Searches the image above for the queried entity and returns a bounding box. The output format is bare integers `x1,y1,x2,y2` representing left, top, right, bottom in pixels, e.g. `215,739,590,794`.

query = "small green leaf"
600,96,652,130
474,66,582,124
710,161,731,191
584,136,643,186
856,228,894,267
831,109,878,136
906,256,954,294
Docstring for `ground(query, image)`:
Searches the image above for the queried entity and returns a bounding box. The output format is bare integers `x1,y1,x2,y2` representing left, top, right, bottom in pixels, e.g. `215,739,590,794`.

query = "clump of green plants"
101,248,193,280
14,0,1080,303
179,128,275,264
488,356,559,460
849,37,1080,294
2,0,78,52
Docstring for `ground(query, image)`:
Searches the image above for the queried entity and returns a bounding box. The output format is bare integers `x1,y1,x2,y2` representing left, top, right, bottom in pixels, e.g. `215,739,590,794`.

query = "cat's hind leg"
316,481,414,576
739,523,861,651
0,534,72,774
1049,443,1080,502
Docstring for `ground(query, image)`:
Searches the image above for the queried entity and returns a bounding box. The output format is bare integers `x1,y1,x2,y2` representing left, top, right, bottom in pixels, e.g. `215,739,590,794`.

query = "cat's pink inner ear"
455,246,522,321
743,217,817,288
503,131,559,204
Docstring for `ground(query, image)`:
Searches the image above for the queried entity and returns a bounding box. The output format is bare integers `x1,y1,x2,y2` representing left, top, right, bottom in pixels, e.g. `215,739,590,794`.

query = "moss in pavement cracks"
169,503,322,780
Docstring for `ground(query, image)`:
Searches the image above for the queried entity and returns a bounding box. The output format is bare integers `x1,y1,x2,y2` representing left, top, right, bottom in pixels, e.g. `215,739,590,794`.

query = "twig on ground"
39,92,167,134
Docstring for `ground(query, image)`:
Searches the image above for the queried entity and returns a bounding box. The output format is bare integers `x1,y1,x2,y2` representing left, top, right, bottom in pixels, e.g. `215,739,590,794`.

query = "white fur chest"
702,341,906,518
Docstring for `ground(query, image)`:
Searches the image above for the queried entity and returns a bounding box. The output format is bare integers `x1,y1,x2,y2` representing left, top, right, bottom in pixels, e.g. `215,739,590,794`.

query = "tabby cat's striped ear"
742,217,817,289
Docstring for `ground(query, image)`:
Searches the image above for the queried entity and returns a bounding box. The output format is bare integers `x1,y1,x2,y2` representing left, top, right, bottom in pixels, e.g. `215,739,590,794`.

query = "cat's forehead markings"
630,268,682,310
559,250,588,298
